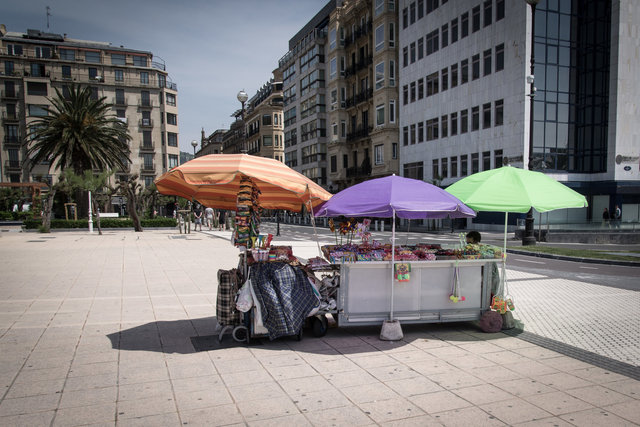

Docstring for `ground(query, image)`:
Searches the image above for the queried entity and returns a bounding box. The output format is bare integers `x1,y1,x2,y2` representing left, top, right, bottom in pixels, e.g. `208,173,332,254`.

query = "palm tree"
27,83,131,175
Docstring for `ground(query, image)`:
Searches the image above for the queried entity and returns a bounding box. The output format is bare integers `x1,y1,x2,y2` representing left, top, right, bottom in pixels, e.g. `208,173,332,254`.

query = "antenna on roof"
46,6,51,30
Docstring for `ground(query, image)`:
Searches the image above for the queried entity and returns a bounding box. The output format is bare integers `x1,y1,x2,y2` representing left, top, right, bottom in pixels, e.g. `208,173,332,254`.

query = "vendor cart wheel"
232,326,249,343
312,315,329,337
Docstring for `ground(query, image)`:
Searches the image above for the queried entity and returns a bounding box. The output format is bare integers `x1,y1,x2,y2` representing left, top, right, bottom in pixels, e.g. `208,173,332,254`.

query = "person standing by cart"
193,205,203,231
466,231,501,297
218,210,226,231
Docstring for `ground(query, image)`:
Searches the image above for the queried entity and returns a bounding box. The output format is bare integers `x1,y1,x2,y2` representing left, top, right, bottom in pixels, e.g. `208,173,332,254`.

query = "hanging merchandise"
234,176,262,248
394,263,411,282
491,272,515,313
449,263,466,303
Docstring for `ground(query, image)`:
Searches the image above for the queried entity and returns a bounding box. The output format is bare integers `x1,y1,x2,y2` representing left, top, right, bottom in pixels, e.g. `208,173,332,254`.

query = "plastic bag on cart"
307,277,321,317
236,280,254,313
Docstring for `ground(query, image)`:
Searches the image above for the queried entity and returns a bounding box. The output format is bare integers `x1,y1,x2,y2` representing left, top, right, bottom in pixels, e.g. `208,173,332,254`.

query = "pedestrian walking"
193,205,203,231
602,207,610,228
205,206,214,230
218,210,226,231
614,205,622,229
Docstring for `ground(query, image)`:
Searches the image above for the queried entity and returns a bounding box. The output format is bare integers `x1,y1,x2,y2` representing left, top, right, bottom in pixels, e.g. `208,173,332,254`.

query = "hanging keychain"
449,262,466,303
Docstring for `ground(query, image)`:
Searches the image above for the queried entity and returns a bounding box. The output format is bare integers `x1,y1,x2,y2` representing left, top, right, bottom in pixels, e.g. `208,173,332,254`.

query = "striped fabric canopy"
154,154,332,212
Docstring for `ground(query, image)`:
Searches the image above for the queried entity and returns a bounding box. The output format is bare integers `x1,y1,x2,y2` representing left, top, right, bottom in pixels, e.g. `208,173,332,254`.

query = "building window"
389,100,396,123
410,42,416,63
451,18,458,43
451,63,458,87
418,78,424,99
410,1,416,24
450,112,458,135
341,120,347,137
402,46,408,67
441,67,449,91
28,105,48,117
403,126,409,146
461,59,469,84
461,109,468,133
329,57,337,80
59,48,75,60
402,7,408,29
167,113,177,125
450,156,458,177
375,0,384,16
375,24,384,51
376,104,385,126
441,115,448,137
140,71,149,84
410,124,416,144
472,6,481,32
141,90,151,107
329,28,336,50
142,130,152,147
168,132,178,147
403,85,408,105
262,114,272,126
343,154,348,169
418,0,424,19
375,62,385,90
441,158,448,178
392,143,398,159
88,67,98,80
133,55,147,67
461,154,468,176
472,106,480,131
410,81,416,102
61,65,71,79
4,61,14,75
417,37,424,60
111,53,125,65
30,63,46,77
332,122,338,136
168,154,179,169
483,49,492,76
441,23,449,48
27,82,47,96
484,0,492,27
85,51,100,63
472,54,480,80
418,121,424,142
115,69,124,82
494,149,503,168
483,103,492,129
483,151,491,170
426,30,439,55
263,135,272,146
389,60,396,86
330,155,337,173
426,118,439,141
472,153,479,173
35,46,51,59
461,12,469,38
166,93,176,106
404,161,423,180
389,22,396,47
375,144,384,165
495,99,504,126
7,44,23,56
496,43,505,71
426,72,438,96
496,0,505,21
432,159,439,180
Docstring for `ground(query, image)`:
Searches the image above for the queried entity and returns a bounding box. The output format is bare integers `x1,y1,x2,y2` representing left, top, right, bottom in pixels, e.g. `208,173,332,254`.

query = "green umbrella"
445,165,588,295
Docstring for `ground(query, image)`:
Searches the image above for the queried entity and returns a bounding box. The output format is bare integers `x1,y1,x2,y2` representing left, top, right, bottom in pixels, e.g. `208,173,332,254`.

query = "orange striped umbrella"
154,154,332,212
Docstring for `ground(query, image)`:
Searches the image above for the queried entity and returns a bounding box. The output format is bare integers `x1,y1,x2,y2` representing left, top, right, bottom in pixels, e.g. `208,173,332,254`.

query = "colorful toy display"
234,176,261,248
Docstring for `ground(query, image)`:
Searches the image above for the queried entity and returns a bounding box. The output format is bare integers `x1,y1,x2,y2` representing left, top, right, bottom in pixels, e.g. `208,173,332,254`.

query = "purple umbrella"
313,175,476,340
314,175,476,219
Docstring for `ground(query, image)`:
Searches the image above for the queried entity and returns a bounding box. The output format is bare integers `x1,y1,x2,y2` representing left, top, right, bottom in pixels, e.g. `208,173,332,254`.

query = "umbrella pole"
391,210,396,321
307,199,322,258
501,211,508,296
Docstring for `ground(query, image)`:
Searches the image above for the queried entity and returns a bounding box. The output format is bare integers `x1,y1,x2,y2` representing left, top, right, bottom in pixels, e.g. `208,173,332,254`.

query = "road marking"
515,258,546,264
579,266,599,270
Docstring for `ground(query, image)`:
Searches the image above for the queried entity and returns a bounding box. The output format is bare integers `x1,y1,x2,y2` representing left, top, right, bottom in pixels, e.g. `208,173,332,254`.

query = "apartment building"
279,1,336,189
399,0,640,222
0,25,179,189
326,0,400,191
242,71,285,161
197,128,227,157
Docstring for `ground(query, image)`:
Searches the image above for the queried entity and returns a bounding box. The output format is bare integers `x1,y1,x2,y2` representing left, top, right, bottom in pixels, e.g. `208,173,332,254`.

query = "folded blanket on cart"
250,262,318,340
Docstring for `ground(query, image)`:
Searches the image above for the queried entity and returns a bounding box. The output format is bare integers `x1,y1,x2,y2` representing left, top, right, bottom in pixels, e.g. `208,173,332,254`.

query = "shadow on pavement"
107,317,510,356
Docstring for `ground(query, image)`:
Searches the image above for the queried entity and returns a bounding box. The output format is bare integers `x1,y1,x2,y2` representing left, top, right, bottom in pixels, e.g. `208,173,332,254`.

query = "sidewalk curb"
507,248,640,267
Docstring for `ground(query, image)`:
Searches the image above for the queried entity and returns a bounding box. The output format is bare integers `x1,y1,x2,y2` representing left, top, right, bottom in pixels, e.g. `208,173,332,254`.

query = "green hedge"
0,211,13,220
23,217,177,229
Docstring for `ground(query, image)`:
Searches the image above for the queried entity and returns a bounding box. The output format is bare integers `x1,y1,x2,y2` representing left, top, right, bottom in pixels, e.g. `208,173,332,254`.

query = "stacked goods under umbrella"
234,176,261,248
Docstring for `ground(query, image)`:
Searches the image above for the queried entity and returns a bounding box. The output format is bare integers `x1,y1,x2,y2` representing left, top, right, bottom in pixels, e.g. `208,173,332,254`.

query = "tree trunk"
126,188,143,232
41,188,56,233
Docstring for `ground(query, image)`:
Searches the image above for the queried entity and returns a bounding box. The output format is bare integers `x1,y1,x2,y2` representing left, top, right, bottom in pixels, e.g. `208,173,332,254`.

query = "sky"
1,0,325,153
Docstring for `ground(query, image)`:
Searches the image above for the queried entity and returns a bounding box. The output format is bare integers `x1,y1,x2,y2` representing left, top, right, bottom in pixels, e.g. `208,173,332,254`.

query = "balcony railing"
345,88,373,108
346,163,372,178
5,160,22,170
140,163,155,173
138,99,154,108
346,125,372,142
113,97,127,106
1,89,20,99
3,136,21,146
139,119,153,128
1,111,19,123
139,143,155,152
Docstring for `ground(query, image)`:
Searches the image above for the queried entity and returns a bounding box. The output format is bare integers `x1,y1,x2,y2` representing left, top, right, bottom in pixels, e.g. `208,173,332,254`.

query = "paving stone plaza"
0,229,638,426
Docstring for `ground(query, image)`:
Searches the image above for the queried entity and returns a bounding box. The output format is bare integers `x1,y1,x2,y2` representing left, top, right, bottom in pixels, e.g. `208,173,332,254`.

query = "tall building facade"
399,0,640,222
279,1,336,189
243,71,285,161
198,128,227,157
0,25,179,188
327,0,400,191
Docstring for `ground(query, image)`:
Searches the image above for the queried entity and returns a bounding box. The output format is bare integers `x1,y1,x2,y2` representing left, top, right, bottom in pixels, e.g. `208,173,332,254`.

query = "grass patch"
508,245,640,263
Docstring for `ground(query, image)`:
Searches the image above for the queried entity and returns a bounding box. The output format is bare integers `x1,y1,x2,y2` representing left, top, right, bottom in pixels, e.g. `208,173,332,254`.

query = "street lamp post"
191,140,198,157
522,0,540,246
237,90,248,154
